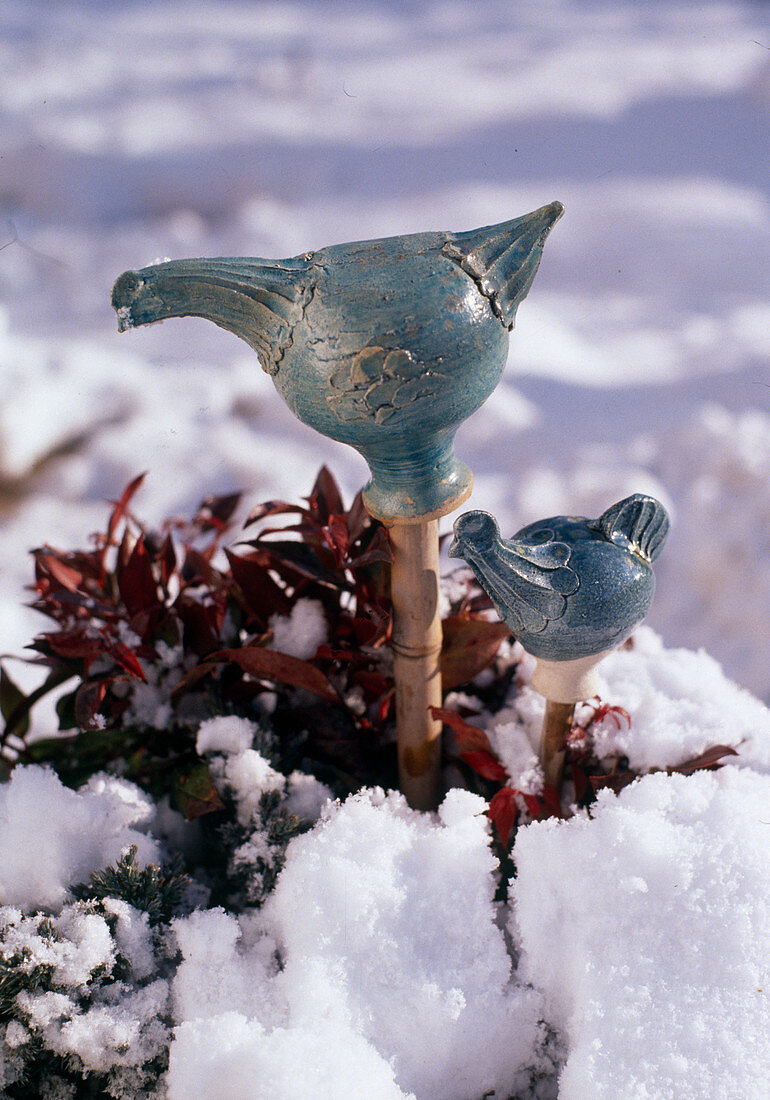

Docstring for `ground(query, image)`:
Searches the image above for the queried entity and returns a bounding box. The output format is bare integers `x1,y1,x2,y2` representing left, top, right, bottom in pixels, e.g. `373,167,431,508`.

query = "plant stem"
389,519,443,810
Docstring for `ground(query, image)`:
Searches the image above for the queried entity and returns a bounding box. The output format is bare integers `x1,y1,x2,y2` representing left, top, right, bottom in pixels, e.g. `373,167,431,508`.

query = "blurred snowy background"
1,0,769,697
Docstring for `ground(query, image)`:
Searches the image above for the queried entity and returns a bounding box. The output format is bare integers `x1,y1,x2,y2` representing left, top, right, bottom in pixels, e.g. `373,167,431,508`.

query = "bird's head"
448,510,500,560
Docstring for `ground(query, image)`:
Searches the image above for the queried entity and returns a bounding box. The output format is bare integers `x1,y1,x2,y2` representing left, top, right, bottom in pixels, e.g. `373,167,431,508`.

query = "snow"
1,0,770,1094
0,630,768,1094
0,767,159,911
512,767,770,1100
269,598,328,660
196,715,257,758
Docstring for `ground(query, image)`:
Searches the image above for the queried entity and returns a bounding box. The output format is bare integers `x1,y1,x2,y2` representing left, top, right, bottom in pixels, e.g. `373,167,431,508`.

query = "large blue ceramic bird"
112,204,563,523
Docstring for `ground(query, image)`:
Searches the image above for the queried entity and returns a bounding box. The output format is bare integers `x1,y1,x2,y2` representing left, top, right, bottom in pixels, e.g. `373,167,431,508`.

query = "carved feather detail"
449,511,578,635
327,345,445,425
588,494,669,562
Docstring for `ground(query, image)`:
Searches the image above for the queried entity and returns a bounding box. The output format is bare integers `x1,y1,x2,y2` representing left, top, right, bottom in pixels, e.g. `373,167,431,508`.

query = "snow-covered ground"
1,1,769,1097
1,634,769,1099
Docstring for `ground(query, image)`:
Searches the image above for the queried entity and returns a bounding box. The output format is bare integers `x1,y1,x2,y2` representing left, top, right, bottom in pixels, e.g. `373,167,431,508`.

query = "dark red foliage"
4,467,510,814
435,687,740,850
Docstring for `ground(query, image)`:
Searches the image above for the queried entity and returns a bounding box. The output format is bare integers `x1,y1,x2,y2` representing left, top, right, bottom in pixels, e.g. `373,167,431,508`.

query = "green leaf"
172,761,225,820
55,689,78,731
0,664,29,739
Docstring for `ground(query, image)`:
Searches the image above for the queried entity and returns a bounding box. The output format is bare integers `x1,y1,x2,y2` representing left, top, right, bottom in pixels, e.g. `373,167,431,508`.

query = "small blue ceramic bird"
111,203,563,523
449,493,669,663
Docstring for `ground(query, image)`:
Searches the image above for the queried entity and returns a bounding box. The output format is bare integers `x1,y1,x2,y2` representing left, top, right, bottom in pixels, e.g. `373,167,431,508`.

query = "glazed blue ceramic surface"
112,203,563,523
449,494,669,660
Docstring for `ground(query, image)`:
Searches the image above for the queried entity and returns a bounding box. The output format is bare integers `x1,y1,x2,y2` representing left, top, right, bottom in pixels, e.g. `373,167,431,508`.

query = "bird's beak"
447,535,462,560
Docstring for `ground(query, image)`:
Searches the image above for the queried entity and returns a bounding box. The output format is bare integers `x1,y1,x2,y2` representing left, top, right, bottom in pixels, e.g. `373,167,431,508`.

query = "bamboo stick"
389,519,443,811
540,700,574,792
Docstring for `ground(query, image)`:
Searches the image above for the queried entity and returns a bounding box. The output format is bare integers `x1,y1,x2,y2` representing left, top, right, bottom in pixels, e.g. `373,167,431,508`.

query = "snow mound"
167,789,546,1100
512,767,770,1100
0,767,160,911
596,627,770,772
267,787,543,1099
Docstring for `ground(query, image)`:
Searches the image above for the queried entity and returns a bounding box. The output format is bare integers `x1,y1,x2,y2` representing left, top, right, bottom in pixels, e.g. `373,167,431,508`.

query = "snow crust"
512,767,770,1100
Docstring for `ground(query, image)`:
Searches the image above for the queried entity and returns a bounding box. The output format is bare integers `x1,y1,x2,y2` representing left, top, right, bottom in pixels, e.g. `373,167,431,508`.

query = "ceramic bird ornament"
450,494,669,789
111,202,564,812
111,203,563,524
450,493,669,699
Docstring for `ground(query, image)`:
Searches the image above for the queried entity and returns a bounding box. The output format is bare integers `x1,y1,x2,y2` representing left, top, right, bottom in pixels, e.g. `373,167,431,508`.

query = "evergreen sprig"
71,846,189,926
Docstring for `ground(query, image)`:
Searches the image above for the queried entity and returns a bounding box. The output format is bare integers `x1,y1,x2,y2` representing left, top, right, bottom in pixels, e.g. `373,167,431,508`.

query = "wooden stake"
540,700,574,792
389,519,443,811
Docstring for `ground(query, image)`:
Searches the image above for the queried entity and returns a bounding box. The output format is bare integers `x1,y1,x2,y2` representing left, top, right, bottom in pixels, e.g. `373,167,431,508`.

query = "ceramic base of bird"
449,493,670,794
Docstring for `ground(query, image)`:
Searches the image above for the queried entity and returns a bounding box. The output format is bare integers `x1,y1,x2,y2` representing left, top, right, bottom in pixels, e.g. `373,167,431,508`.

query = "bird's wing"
465,532,579,635
588,494,669,562
327,345,446,426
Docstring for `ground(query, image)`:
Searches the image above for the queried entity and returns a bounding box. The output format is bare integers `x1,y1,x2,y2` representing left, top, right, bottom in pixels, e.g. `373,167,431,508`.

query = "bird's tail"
442,201,564,329
589,494,670,562
111,256,312,375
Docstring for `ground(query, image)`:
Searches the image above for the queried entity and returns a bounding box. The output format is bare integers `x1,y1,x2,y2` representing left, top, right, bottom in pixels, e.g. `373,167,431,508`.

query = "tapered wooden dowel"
389,519,443,811
540,700,574,792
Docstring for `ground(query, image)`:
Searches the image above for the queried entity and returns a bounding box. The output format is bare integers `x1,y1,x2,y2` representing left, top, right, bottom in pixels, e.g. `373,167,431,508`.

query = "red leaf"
460,750,509,783
106,642,147,682
571,763,589,802
351,669,390,700
540,784,563,818
670,745,739,773
345,491,370,544
195,492,241,532
323,515,350,565
118,537,158,617
225,549,291,624
74,680,109,730
173,762,226,820
176,592,226,656
351,526,394,568
243,500,312,529
242,540,343,588
309,465,344,523
158,533,177,590
39,554,84,593
488,787,519,847
520,791,543,819
440,616,510,691
430,707,492,754
589,771,638,796
209,647,340,702
106,473,147,547
45,633,106,661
